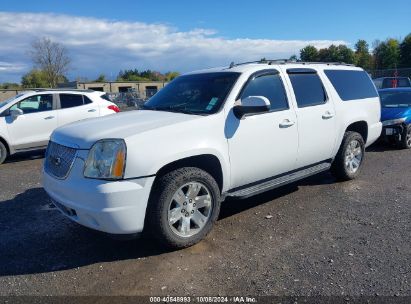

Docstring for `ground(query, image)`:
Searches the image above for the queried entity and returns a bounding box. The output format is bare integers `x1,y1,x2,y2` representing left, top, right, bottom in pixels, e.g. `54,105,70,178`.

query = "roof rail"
32,88,96,93
228,59,355,68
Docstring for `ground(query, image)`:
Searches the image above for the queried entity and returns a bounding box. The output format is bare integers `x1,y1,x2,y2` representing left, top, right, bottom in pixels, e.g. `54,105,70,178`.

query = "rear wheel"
331,131,365,181
400,125,411,149
146,167,221,249
0,141,8,164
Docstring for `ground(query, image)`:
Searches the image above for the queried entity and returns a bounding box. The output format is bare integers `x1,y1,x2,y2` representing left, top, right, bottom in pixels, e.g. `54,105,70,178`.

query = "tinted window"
144,72,240,114
60,94,84,108
83,95,93,104
240,73,288,111
100,94,112,101
379,91,411,107
382,78,411,89
288,72,326,107
324,70,378,101
10,94,53,114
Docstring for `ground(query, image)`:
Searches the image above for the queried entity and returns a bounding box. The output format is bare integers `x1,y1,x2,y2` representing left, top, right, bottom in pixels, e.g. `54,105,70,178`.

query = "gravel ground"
0,144,410,297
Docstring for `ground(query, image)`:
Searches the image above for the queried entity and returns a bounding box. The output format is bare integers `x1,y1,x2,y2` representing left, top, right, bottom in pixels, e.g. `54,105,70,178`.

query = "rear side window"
288,70,327,108
100,93,112,101
324,70,378,101
83,96,93,104
241,73,288,111
60,94,85,109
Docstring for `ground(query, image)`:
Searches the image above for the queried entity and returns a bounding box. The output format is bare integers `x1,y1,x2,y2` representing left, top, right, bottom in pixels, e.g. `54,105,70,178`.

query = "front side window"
288,70,327,108
240,73,288,112
143,72,240,115
10,94,53,114
325,70,379,101
60,94,85,109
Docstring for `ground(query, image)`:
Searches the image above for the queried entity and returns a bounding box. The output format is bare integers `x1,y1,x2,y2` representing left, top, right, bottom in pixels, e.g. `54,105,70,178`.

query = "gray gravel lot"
0,144,410,296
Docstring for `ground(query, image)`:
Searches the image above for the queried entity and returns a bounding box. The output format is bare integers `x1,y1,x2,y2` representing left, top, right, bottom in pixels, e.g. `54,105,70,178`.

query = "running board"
227,162,332,199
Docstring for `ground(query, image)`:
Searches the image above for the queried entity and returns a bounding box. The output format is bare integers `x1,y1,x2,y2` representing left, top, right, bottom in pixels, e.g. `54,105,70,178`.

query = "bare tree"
29,37,71,88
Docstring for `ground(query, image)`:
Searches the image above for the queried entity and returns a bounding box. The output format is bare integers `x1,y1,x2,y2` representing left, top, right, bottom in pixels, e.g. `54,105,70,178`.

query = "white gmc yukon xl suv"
43,61,382,248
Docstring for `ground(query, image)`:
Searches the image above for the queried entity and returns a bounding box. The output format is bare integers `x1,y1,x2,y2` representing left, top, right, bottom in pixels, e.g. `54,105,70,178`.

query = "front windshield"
380,91,411,107
0,93,25,108
143,72,240,115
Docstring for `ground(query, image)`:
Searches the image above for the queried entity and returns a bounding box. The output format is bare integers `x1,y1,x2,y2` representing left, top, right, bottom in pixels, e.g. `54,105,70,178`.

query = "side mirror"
10,108,23,120
233,96,270,119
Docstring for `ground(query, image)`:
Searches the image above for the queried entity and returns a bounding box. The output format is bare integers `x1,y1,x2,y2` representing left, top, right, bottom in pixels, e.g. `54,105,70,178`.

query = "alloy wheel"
167,182,213,238
345,139,363,174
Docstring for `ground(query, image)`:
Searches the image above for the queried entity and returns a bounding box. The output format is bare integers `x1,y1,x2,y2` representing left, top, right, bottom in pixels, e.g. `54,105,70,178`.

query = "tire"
400,124,411,149
0,141,7,165
331,131,365,181
145,167,221,249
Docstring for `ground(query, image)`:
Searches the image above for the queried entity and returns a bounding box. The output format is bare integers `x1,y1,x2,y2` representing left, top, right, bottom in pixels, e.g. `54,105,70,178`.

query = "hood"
381,107,411,123
51,110,201,149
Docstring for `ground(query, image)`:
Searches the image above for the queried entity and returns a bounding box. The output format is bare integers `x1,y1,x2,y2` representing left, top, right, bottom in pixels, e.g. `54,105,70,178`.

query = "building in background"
0,80,167,101
59,81,168,99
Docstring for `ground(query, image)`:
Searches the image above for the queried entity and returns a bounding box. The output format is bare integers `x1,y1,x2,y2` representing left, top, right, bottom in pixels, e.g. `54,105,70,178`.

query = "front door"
227,70,299,189
6,94,57,150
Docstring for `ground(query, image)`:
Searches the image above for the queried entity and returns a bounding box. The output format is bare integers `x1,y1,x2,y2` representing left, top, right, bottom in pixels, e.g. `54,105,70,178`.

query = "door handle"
279,119,295,128
322,111,335,119
88,109,97,112
44,116,55,120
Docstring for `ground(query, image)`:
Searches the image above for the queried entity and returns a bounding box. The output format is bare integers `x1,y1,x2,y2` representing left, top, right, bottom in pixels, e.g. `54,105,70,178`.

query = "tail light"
108,105,120,113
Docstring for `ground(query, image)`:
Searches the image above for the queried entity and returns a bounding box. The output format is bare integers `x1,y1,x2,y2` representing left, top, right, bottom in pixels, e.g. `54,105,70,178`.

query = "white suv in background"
43,61,382,249
0,89,119,164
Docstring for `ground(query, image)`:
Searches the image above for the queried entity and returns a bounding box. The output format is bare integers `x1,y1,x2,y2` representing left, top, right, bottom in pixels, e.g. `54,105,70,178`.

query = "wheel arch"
154,154,225,193
0,136,10,155
346,120,368,143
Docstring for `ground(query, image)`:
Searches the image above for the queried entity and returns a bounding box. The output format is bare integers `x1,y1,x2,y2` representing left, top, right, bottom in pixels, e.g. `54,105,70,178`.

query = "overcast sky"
0,0,410,83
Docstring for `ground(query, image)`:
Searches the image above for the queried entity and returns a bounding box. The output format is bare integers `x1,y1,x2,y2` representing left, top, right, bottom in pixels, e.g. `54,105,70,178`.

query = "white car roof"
184,61,363,76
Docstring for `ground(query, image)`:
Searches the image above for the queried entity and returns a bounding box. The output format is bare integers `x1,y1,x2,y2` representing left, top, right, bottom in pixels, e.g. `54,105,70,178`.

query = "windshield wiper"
142,105,205,115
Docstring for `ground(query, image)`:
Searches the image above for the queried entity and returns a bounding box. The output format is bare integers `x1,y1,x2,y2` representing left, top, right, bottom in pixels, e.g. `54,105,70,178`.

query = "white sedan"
0,89,120,164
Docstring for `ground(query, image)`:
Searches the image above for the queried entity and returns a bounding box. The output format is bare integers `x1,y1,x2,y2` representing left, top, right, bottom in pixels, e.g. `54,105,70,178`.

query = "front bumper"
381,123,406,139
43,155,155,234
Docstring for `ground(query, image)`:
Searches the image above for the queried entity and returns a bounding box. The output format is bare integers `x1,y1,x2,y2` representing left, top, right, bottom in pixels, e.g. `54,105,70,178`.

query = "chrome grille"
45,142,77,179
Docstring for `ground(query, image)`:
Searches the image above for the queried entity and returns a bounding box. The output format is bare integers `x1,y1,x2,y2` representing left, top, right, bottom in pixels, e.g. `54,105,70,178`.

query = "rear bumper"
43,157,155,234
366,122,383,147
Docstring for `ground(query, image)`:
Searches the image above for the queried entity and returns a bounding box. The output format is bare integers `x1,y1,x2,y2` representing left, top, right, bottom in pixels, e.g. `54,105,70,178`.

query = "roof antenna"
229,62,235,68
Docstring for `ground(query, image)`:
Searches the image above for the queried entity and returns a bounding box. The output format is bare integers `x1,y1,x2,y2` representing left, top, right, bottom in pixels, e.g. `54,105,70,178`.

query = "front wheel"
331,131,365,181
400,124,411,149
146,167,221,249
0,141,8,165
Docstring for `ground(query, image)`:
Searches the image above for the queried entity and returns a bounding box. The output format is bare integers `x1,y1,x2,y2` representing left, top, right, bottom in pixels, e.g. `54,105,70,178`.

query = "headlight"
84,139,126,180
382,118,406,127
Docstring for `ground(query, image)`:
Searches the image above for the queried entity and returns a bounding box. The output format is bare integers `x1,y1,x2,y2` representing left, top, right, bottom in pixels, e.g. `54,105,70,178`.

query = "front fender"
123,114,231,192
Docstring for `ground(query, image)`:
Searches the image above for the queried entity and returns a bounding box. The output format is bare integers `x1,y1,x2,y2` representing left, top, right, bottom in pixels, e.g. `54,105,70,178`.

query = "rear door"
56,93,99,127
6,94,57,149
283,68,336,168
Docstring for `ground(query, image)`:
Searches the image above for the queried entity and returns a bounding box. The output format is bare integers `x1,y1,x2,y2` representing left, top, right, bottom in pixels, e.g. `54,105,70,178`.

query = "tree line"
299,33,411,70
